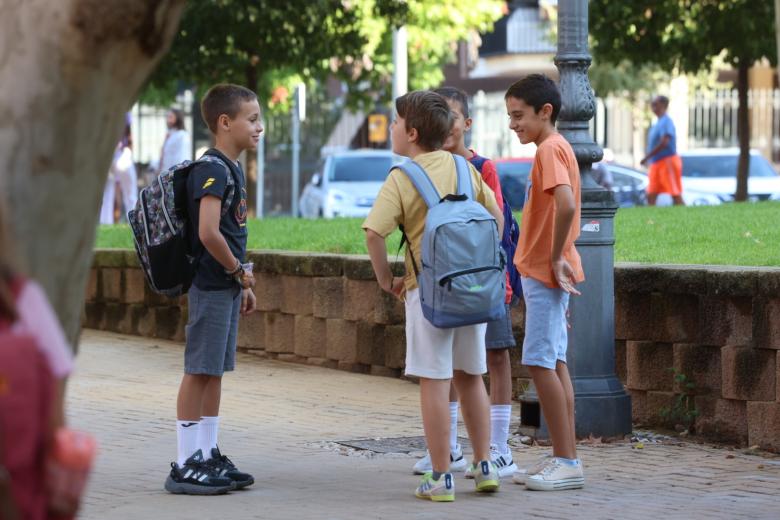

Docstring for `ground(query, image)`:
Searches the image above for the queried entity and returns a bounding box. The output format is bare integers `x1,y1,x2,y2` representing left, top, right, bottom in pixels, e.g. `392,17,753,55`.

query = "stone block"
277,353,306,364
264,313,295,354
614,291,653,340
721,346,776,401
294,315,327,358
754,298,780,350
694,397,748,445
342,279,378,322
238,310,265,350
746,401,780,452
134,305,157,338
83,302,104,330
103,303,124,332
86,269,98,302
614,265,662,293
706,269,758,297
777,353,780,402
116,305,134,335
155,306,183,341
124,268,146,304
651,293,700,343
325,319,376,364
101,268,122,301
280,275,313,315
698,296,752,346
254,272,281,312
654,266,707,295
756,270,780,297
374,290,404,325
383,325,406,369
370,365,401,378
672,343,721,394
274,252,343,277
342,256,376,280
509,300,525,332
614,340,627,384
306,357,339,370
312,277,344,319
629,389,676,426
510,348,529,379
626,341,673,391
92,249,128,268
512,377,531,400
337,361,370,374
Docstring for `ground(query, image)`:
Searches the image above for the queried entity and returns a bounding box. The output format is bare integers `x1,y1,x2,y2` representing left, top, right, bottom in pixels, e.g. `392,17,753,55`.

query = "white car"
299,149,402,218
680,149,780,205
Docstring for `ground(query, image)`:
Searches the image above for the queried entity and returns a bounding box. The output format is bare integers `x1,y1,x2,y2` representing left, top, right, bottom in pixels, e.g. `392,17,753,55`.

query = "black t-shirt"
186,149,248,290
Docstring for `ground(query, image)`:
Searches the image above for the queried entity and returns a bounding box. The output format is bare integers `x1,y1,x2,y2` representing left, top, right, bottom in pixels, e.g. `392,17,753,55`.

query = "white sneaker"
413,444,468,474
464,444,517,479
512,455,553,485
525,457,584,491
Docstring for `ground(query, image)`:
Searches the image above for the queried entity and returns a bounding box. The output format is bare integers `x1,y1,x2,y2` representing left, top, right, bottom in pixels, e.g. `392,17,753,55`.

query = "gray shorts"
521,276,569,369
184,284,241,376
485,303,516,349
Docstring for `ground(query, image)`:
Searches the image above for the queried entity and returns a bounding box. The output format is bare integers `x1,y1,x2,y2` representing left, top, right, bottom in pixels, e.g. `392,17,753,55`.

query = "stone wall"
84,250,780,451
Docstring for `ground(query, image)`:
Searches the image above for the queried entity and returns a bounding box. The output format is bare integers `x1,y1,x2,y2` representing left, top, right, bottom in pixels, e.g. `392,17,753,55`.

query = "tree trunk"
735,61,751,202
245,64,259,216
0,0,186,349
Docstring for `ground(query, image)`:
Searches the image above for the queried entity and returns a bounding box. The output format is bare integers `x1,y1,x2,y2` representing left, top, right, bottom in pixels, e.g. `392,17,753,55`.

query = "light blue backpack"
398,154,506,328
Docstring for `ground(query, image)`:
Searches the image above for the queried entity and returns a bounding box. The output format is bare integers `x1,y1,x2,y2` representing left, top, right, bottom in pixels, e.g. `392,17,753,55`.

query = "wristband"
225,259,242,276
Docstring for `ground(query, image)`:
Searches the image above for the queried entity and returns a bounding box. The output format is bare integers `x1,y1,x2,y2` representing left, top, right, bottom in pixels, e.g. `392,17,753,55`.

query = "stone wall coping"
92,249,779,290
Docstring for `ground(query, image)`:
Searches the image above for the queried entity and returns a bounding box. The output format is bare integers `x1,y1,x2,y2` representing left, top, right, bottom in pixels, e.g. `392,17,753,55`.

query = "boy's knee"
486,349,509,368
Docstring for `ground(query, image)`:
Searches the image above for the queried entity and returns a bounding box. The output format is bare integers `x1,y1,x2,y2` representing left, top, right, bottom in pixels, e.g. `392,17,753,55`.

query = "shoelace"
537,459,562,477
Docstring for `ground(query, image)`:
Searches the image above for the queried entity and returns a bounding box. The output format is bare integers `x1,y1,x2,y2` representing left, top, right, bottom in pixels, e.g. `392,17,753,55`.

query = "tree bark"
0,0,186,349
735,60,750,202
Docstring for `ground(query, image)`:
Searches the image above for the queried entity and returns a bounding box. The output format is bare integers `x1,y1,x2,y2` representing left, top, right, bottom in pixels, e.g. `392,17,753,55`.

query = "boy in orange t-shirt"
504,74,585,491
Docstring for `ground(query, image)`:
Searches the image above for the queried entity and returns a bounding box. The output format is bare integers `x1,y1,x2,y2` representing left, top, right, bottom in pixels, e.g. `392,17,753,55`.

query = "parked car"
299,149,402,218
680,149,780,205
495,158,648,208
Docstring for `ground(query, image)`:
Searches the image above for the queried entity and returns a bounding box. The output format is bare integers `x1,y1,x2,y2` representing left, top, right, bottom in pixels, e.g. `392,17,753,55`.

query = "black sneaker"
207,447,255,489
164,449,235,495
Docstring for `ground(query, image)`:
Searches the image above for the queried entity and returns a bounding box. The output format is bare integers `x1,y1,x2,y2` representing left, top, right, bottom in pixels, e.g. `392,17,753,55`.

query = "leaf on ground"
633,442,645,449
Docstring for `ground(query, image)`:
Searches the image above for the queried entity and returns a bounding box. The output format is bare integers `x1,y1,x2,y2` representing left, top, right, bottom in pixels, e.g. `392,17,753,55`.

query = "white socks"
198,416,220,459
449,401,459,452
490,405,512,454
176,420,200,466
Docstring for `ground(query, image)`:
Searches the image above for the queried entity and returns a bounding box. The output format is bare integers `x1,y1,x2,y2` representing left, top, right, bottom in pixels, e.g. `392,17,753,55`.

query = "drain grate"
335,436,471,454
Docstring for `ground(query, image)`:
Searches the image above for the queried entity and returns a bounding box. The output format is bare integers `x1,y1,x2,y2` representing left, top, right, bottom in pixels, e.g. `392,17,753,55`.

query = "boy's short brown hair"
395,91,453,151
201,84,258,134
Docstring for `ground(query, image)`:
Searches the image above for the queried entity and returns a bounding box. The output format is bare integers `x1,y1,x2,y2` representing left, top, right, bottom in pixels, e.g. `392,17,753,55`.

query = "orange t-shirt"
514,133,585,288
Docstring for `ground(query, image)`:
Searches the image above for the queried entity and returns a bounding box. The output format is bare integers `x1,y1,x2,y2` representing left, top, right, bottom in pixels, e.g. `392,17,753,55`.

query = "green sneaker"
472,460,500,493
415,472,455,502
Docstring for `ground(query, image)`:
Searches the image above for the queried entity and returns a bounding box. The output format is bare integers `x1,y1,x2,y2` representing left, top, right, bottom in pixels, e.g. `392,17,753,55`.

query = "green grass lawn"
98,201,780,266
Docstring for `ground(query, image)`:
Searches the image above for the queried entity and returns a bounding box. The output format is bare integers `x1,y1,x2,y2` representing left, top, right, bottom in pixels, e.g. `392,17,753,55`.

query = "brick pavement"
68,331,780,520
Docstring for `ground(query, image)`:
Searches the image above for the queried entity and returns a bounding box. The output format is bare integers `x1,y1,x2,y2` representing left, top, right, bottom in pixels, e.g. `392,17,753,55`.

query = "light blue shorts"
521,276,569,369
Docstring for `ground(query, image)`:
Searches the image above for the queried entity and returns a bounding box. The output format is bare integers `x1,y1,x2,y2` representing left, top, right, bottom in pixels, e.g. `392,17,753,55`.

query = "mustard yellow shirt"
362,150,499,291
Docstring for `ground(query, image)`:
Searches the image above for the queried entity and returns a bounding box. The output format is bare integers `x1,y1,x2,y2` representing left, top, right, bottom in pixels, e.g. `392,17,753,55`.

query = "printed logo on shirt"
236,187,248,227
202,178,216,189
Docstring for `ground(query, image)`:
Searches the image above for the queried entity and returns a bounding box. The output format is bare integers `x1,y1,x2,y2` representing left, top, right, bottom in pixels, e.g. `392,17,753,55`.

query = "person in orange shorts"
641,96,684,205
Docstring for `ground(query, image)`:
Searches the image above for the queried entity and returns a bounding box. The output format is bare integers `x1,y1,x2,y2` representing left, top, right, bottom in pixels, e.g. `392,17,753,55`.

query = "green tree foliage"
143,0,504,111
590,0,777,201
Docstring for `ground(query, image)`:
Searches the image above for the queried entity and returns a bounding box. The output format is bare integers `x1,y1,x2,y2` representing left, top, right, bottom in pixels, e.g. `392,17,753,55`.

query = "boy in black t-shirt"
165,84,261,495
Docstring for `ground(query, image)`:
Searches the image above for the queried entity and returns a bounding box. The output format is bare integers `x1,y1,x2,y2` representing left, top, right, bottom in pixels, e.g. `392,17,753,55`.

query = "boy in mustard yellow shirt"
363,91,504,502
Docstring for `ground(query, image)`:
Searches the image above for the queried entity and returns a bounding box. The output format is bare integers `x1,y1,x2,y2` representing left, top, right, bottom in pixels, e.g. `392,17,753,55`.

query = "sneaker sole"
497,462,518,479
525,477,584,491
415,492,455,502
475,479,500,492
233,477,254,490
164,476,234,495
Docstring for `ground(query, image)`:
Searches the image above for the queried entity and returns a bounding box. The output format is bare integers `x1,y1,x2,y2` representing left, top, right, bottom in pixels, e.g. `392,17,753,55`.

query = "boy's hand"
240,288,257,315
389,276,405,298
552,258,581,295
239,270,255,289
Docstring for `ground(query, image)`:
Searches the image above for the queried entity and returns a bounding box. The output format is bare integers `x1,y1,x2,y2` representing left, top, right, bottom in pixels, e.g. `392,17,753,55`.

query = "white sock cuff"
448,402,459,414
490,404,512,418
200,416,220,426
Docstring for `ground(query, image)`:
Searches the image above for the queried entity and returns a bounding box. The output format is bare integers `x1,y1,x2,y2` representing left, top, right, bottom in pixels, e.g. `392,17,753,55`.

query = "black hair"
504,74,562,124
433,86,470,119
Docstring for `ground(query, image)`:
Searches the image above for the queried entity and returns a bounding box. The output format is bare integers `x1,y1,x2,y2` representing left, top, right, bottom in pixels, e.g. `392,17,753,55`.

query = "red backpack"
0,277,55,520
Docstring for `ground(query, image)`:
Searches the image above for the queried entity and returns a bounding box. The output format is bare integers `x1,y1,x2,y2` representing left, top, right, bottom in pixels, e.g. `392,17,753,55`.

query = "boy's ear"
464,117,473,132
217,113,231,132
540,103,554,121
406,126,419,144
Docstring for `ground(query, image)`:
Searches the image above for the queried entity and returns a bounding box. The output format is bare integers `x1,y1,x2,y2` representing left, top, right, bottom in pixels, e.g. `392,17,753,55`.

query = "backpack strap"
453,154,474,200
196,154,237,215
468,153,488,173
395,160,440,209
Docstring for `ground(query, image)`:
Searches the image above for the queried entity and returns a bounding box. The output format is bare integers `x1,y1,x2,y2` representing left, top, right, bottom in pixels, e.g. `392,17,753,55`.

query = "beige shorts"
404,288,487,379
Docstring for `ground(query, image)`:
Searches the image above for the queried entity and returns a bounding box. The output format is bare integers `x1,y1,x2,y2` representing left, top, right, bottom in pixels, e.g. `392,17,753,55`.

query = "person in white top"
100,115,137,224
159,108,191,172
